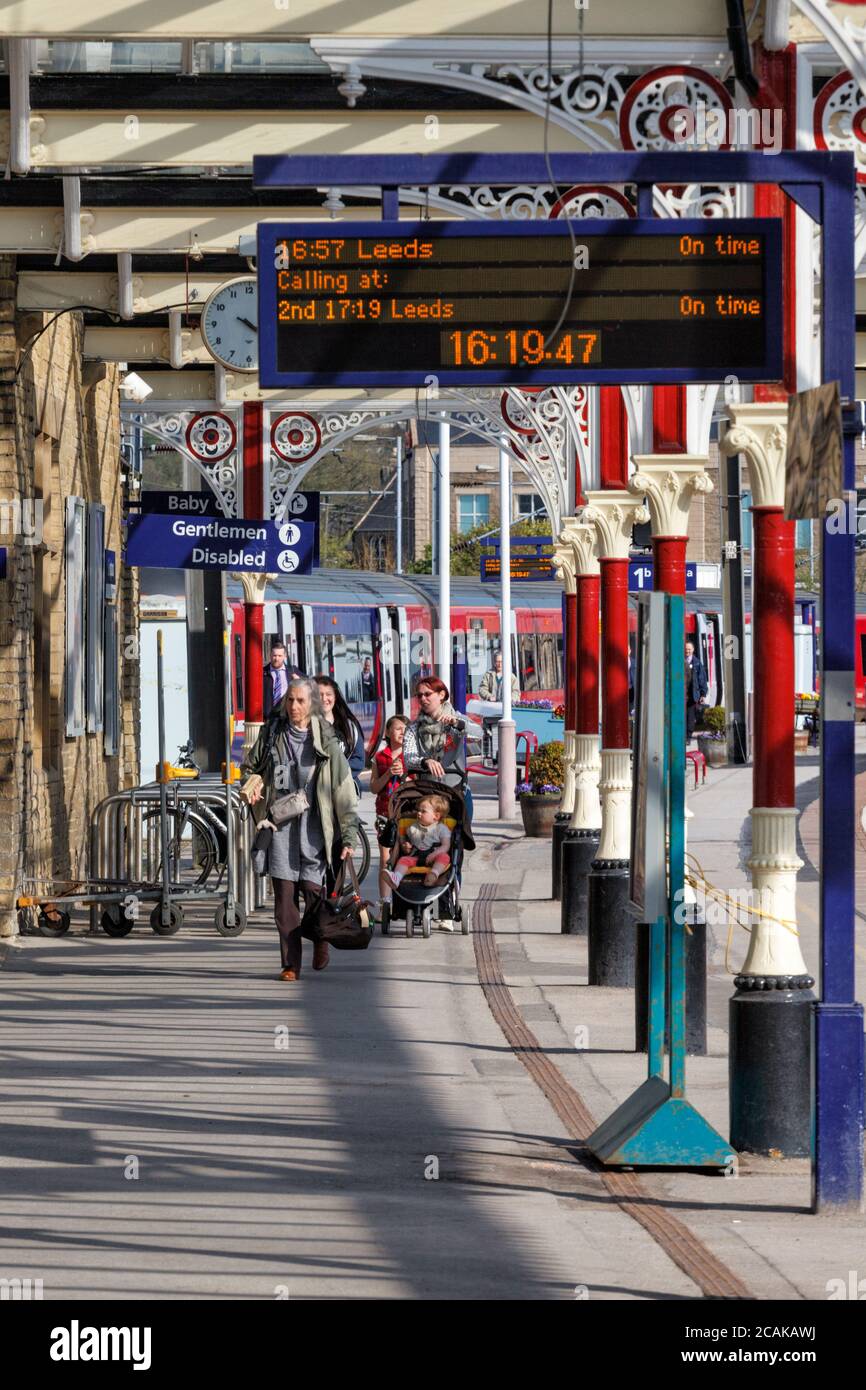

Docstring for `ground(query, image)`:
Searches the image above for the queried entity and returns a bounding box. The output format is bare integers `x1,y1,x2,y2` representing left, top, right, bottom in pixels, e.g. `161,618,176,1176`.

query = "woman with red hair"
402,675,481,799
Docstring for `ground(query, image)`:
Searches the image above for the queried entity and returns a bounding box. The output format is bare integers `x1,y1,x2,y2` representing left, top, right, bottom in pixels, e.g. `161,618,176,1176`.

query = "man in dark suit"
685,640,708,742
263,642,291,719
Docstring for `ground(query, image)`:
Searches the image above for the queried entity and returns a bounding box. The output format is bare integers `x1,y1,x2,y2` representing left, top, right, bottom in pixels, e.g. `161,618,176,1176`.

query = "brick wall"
0,257,139,936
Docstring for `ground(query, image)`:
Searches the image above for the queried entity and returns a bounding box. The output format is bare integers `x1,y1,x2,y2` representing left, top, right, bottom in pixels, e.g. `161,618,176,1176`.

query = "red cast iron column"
243,401,265,727
601,557,630,751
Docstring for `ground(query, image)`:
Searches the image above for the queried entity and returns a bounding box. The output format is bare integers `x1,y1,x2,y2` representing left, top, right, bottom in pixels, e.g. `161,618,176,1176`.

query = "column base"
634,905,707,1056
588,860,634,986
729,977,815,1157
561,829,600,935
551,813,570,901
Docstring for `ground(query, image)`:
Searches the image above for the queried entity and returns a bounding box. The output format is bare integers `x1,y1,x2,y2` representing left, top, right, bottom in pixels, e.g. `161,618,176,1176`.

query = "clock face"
201,276,258,373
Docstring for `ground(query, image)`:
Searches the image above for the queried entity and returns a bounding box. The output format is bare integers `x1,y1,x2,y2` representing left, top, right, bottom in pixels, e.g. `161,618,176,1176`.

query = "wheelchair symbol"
277,550,299,573
277,523,301,546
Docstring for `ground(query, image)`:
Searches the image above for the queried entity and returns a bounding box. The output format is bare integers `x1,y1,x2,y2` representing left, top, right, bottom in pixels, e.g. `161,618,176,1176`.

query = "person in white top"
386,794,452,889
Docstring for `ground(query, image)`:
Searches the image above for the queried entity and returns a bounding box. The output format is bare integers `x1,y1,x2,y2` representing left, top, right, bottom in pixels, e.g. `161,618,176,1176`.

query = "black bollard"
634,908,707,1055
561,829,600,934
729,977,814,1156
551,813,569,900
587,860,634,985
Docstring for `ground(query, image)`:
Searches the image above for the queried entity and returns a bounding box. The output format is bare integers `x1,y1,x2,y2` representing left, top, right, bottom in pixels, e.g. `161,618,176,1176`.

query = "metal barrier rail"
88,779,257,932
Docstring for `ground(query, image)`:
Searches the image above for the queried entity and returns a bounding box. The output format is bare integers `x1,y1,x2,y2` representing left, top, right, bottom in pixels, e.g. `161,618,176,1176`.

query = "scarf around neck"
415,701,457,758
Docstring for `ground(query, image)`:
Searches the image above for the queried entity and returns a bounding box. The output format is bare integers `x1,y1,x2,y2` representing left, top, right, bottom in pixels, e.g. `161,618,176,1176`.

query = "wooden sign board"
785,382,843,521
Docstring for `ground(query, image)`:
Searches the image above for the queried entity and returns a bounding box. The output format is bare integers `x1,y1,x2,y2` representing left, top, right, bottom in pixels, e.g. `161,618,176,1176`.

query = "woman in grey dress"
242,676,360,981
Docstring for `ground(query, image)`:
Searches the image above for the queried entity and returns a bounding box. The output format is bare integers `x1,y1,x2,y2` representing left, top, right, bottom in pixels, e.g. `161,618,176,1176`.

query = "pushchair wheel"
421,906,433,939
456,906,469,935
405,907,414,938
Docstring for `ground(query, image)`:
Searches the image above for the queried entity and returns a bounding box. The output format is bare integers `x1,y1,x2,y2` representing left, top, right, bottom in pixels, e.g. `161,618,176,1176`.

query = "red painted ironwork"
652,385,687,454
576,574,600,737
599,386,629,489
600,559,629,749
752,508,796,808
653,535,687,596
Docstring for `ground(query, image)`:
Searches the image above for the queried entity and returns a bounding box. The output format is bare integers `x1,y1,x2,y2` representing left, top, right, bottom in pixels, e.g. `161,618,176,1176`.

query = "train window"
409,625,432,692
537,632,560,691
466,620,490,693
314,634,334,677
331,631,376,704
518,634,540,692
233,634,244,712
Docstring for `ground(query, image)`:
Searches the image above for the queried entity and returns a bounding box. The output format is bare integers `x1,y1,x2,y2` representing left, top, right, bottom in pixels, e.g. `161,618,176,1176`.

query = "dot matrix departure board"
257,219,783,388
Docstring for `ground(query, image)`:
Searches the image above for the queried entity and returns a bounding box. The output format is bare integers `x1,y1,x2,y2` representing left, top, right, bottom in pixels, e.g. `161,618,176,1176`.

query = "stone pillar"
559,519,601,936
721,404,813,1157
629,455,714,1057
581,491,649,983
551,543,577,901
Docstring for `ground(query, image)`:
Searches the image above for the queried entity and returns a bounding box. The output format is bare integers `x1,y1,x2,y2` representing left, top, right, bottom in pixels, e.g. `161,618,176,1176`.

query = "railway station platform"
1,748,864,1301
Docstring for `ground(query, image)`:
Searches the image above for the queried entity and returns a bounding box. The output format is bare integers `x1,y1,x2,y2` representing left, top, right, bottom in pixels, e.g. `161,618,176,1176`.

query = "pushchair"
380,775,474,938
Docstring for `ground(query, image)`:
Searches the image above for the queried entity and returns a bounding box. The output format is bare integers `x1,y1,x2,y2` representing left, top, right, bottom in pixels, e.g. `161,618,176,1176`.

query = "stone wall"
0,256,139,937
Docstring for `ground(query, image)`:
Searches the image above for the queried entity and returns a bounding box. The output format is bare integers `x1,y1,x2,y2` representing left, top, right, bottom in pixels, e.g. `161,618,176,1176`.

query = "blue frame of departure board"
257,217,783,389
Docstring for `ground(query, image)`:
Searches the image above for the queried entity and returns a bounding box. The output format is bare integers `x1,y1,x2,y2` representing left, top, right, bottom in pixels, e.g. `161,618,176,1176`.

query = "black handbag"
302,857,373,951
376,814,397,849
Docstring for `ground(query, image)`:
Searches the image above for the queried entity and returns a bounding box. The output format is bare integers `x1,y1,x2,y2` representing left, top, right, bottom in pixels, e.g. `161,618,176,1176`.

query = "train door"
377,606,397,723
695,613,723,707
299,604,315,674
388,606,412,714
277,603,299,669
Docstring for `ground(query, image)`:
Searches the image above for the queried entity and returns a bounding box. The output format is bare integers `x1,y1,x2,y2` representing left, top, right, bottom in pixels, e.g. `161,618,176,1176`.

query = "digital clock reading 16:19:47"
442,328,601,368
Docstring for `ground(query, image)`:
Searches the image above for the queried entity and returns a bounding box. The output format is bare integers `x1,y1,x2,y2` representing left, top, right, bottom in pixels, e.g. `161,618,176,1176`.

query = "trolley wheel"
37,907,70,938
150,903,184,936
214,901,246,938
381,902,391,936
421,906,433,939
405,907,414,939
101,906,135,938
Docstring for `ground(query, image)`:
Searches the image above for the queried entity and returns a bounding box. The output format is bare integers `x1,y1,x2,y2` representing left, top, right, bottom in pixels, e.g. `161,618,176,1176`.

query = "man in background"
479,649,520,704
685,639,708,743
263,641,292,718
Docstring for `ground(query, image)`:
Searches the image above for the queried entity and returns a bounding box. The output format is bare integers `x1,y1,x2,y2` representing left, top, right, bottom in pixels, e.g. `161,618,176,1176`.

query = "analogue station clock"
200,276,259,373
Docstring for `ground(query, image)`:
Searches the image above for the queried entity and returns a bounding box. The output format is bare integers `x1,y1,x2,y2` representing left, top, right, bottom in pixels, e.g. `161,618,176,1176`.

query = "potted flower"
517,741,564,837
695,705,727,768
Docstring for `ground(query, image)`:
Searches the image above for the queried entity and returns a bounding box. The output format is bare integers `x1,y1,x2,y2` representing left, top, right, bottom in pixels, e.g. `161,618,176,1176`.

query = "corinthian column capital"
560,517,600,577
720,403,788,509
236,571,271,604
581,489,650,560
628,456,714,537
552,541,577,593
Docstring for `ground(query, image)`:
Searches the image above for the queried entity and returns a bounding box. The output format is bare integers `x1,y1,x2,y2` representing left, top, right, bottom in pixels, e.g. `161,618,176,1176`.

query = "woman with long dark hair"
314,675,366,791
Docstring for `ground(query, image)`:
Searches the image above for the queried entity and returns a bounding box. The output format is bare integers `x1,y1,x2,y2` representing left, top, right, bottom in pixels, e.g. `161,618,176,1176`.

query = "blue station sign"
134,489,321,565
124,514,315,575
629,559,697,592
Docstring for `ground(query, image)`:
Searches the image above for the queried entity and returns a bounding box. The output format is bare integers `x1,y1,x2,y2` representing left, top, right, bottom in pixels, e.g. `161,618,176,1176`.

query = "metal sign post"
588,593,733,1168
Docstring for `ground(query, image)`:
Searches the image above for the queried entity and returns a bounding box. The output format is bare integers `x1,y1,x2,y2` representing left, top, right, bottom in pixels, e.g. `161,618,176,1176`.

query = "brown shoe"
312,941,330,972
279,968,298,981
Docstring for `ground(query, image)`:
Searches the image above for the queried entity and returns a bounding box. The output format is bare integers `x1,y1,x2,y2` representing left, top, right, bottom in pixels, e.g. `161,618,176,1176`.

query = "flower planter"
519,794,562,838
697,737,727,768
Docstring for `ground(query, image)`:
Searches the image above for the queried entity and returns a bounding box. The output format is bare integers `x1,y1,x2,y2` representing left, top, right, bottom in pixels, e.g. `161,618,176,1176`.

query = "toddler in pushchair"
380,775,473,938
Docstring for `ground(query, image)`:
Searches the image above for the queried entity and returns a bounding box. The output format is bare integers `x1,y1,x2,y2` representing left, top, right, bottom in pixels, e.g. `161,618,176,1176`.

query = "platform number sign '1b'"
257,219,783,389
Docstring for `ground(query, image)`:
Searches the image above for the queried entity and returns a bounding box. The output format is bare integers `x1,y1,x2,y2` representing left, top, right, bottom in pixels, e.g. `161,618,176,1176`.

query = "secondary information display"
257,219,783,388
